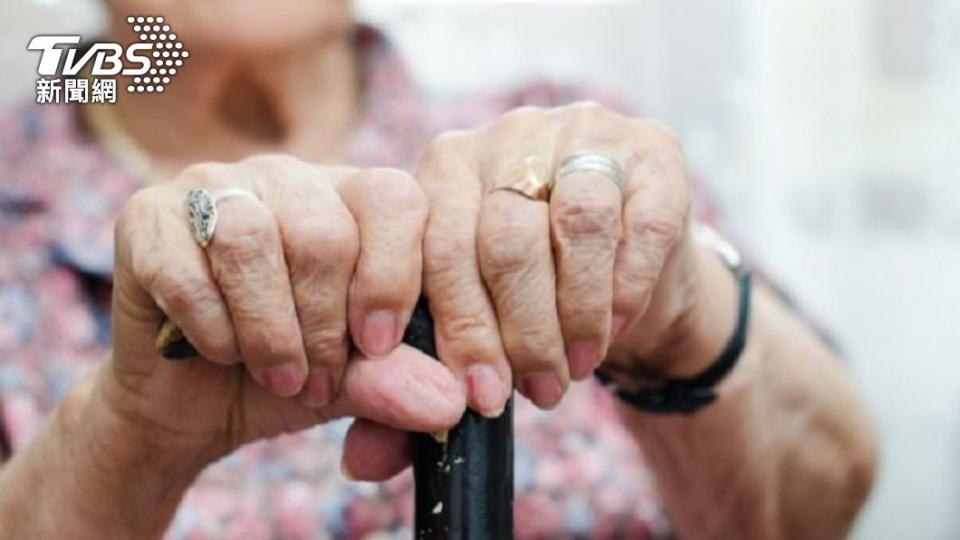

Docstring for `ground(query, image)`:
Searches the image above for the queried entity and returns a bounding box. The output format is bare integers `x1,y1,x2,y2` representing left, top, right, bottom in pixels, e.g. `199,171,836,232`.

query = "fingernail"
610,315,627,341
521,372,563,409
303,367,333,408
466,364,506,417
259,363,305,397
361,310,398,356
568,341,600,380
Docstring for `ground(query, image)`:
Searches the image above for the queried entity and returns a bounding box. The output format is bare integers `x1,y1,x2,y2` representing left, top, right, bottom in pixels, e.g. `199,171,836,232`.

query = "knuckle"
486,107,548,141
242,153,304,172
563,100,614,120
284,215,359,273
208,211,276,264
421,131,474,170
629,215,683,252
635,120,688,174
150,264,213,315
497,105,546,127
314,220,360,265
553,195,620,241
118,188,155,225
178,162,230,188
559,297,606,324
438,313,501,361
647,120,682,150
250,320,303,362
506,332,563,372
618,264,659,293
478,216,541,275
202,331,236,360
424,224,473,276
302,323,349,362
360,168,428,216
115,188,157,248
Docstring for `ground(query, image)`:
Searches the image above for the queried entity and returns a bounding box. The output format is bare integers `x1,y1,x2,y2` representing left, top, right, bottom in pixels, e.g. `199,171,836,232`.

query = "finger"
478,189,568,409
113,184,240,370
251,158,360,408
231,343,465,445
419,133,513,417
196,165,308,397
338,168,428,358
613,123,691,339
341,419,412,481
549,155,623,380
326,344,466,431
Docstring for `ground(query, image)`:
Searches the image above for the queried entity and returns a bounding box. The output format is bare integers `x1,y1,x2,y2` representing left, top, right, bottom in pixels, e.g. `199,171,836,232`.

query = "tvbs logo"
28,16,189,104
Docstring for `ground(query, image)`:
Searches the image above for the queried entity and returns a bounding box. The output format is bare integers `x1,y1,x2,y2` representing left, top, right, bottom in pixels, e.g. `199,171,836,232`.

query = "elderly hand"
419,102,721,414
105,155,464,476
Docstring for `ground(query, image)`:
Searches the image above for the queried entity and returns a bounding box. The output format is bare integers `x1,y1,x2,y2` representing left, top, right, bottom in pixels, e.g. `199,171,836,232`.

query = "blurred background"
2,0,958,538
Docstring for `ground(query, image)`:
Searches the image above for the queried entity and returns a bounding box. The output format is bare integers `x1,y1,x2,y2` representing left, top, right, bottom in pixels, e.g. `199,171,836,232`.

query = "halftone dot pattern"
125,15,189,94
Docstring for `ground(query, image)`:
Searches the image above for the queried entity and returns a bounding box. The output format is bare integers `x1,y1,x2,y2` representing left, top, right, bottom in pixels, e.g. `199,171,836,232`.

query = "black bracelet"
596,259,752,415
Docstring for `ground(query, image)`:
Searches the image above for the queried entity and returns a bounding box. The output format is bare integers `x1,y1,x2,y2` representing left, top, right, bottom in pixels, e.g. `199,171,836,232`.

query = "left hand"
418,101,719,414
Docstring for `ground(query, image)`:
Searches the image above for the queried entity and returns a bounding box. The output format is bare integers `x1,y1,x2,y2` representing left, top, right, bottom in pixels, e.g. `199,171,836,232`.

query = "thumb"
326,344,467,432
236,343,465,446
341,419,412,481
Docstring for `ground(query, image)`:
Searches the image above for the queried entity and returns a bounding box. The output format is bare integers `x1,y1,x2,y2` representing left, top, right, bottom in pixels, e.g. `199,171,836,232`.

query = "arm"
617,245,878,539
0,367,202,539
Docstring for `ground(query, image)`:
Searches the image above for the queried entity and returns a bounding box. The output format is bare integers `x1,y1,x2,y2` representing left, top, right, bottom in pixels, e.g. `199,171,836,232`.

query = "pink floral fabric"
0,27,670,539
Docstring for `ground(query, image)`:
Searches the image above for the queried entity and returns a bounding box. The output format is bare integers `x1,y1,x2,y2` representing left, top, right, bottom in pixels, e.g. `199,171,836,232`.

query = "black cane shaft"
404,299,514,540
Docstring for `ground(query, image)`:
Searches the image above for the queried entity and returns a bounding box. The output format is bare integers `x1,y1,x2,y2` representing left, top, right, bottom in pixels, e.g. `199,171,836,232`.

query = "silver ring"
185,188,256,248
557,152,625,189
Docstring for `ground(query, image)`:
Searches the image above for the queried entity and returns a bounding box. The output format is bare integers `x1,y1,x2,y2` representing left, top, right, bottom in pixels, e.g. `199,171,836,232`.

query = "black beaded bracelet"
595,224,752,415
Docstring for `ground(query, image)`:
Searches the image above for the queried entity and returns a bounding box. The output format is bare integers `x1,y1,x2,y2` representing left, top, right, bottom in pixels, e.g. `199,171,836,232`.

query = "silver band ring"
185,188,257,248
557,152,625,189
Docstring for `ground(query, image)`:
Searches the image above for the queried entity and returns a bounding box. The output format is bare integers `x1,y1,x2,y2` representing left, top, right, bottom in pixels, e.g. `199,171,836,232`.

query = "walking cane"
404,298,513,540
157,296,515,540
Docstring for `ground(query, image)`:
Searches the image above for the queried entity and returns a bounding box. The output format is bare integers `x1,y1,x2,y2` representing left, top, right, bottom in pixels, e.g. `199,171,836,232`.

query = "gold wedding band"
490,156,553,202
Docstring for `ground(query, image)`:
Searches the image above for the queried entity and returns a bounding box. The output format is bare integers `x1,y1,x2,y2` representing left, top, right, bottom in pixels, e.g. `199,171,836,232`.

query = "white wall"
3,1,960,538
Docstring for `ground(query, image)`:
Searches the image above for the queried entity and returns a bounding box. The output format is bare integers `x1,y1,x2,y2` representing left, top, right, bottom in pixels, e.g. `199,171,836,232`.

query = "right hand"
104,155,465,476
